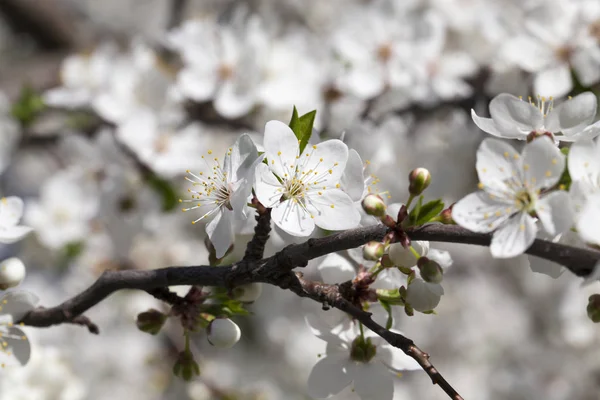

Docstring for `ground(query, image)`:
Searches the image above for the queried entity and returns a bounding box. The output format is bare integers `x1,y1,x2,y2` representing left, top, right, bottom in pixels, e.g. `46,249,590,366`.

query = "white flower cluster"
454,91,600,265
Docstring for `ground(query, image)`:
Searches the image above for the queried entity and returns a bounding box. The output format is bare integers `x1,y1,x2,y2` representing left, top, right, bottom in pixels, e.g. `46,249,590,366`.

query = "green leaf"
414,199,445,226
288,106,316,154
378,300,394,330
11,85,45,126
408,196,424,225
146,174,178,211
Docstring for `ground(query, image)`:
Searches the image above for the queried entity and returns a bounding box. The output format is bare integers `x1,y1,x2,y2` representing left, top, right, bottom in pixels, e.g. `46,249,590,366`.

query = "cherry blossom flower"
25,170,99,250
502,1,600,97
0,291,38,367
471,92,600,142
568,137,600,246
305,315,419,400
452,137,573,258
254,121,360,236
43,42,117,109
167,17,268,119
181,134,263,258
0,258,26,290
0,197,32,244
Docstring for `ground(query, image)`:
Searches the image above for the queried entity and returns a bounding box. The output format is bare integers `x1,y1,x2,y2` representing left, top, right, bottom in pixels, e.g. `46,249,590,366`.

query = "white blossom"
0,291,38,367
0,197,32,244
181,134,263,258
255,121,360,236
471,92,600,142
453,137,572,258
305,315,419,400
568,137,600,245
207,318,242,348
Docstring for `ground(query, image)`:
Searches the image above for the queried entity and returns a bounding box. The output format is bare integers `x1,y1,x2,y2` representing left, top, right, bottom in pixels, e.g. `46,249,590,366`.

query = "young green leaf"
288,106,317,154
414,199,445,225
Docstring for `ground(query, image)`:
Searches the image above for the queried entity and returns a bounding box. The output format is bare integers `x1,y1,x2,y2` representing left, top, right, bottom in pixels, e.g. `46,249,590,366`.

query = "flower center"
514,189,535,212
350,336,377,363
181,149,234,223
377,43,392,63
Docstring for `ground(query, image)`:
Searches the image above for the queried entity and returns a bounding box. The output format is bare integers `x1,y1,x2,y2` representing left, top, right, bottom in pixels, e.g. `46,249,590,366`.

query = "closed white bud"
207,318,241,348
363,242,385,261
388,241,429,267
408,168,431,195
0,258,26,290
361,194,386,217
232,283,263,302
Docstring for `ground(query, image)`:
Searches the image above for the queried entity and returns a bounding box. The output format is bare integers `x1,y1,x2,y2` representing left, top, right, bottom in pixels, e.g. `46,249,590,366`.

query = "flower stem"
409,245,420,260
406,194,415,208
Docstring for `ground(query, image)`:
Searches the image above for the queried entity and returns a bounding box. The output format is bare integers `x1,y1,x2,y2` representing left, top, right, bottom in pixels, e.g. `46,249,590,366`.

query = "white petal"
254,163,284,208
206,209,234,259
388,241,428,267
546,92,597,136
0,327,31,366
428,249,453,270
452,192,512,233
476,139,522,187
406,279,442,312
224,133,260,183
471,110,523,139
0,291,39,321
271,199,315,237
177,68,217,101
572,48,600,87
503,36,554,72
0,225,33,244
536,191,573,236
489,93,542,134
568,138,600,183
533,64,572,98
214,80,256,119
490,212,537,258
528,255,564,278
576,192,600,246
565,120,600,142
522,136,564,190
378,344,421,371
310,190,360,231
301,139,349,187
307,354,352,399
340,149,366,201
318,253,356,284
0,197,24,227
263,120,300,178
351,362,394,400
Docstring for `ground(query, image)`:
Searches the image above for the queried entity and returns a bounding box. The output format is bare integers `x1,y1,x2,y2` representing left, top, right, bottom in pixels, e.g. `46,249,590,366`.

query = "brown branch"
286,273,464,400
20,223,600,329
243,202,272,262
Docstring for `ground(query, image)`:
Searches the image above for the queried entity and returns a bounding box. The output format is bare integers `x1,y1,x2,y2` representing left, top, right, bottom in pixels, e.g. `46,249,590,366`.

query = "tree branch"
19,222,599,399
286,273,464,400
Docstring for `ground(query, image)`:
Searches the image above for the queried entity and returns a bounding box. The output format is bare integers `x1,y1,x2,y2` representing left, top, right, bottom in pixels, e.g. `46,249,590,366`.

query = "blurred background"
0,0,599,399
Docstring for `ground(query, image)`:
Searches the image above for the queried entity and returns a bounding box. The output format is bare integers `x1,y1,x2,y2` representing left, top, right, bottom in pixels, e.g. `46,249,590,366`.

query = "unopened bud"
0,258,26,290
587,294,600,323
408,168,431,196
363,241,385,261
361,194,386,217
439,206,455,224
232,283,263,303
173,350,200,381
417,257,443,284
136,309,167,335
207,318,241,348
388,241,429,267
